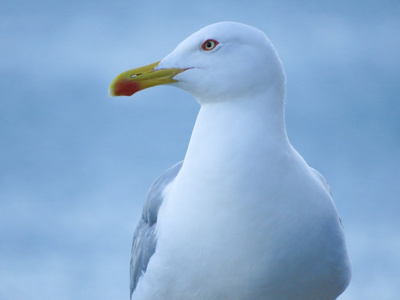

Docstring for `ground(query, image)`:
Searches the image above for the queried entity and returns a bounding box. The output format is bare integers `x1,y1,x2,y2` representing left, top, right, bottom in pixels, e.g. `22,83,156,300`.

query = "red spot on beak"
114,79,141,96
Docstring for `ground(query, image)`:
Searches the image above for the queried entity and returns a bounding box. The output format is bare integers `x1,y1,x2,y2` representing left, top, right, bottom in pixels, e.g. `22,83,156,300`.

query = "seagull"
109,21,351,300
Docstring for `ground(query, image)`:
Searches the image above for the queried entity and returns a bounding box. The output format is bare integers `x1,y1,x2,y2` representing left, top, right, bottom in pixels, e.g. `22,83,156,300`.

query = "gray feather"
309,167,332,196
130,161,183,298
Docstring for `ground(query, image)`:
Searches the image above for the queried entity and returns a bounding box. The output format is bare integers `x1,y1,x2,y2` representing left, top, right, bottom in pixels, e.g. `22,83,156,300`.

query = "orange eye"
201,39,219,51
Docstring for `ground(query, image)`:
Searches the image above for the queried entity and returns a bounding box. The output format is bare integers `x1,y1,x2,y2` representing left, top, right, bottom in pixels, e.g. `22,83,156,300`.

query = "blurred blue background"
1,0,399,299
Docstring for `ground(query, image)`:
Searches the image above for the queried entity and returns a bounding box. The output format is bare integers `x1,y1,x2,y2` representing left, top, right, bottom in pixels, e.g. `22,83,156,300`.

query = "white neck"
182,90,289,174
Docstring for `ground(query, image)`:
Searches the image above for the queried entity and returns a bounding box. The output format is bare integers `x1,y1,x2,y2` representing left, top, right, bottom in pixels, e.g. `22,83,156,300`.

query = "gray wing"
130,161,183,298
309,167,332,196
309,166,345,228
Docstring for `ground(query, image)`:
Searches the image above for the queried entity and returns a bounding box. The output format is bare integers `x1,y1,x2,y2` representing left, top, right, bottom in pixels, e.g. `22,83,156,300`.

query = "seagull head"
109,22,286,104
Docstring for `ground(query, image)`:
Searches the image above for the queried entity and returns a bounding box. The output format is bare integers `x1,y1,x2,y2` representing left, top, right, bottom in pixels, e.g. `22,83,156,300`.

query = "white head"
110,22,286,105
158,22,286,103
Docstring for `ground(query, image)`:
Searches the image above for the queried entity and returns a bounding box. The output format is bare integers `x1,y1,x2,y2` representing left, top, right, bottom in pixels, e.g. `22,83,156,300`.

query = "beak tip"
108,88,116,97
108,80,140,97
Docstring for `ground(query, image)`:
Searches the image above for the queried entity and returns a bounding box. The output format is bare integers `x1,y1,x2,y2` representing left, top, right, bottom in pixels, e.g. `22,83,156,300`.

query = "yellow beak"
109,61,187,97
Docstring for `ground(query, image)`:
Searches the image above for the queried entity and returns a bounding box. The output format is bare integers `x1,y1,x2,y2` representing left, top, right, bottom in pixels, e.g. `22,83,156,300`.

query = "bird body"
110,21,351,300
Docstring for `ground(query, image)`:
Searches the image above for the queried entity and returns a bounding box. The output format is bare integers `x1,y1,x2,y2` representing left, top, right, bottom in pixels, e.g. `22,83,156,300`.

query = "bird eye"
201,39,219,51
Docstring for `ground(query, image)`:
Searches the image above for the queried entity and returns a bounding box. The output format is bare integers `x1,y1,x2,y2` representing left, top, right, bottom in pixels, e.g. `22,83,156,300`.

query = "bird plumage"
110,21,351,300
